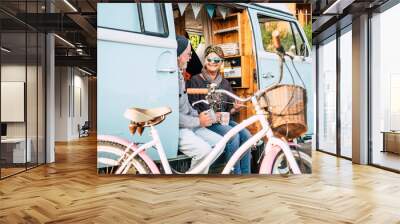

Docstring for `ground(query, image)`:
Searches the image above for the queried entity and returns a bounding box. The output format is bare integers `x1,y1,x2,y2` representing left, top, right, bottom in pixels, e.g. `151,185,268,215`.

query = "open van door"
247,5,314,135
97,3,179,159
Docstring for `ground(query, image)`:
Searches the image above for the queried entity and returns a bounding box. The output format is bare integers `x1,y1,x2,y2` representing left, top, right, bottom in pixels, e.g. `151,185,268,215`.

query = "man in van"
176,35,224,174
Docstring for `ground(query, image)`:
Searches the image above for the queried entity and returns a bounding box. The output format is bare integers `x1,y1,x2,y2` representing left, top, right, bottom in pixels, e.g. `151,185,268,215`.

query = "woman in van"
187,45,252,174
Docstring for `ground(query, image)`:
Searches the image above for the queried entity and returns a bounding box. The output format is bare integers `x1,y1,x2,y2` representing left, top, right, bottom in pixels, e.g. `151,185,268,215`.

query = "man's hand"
230,100,243,114
233,100,242,110
199,111,213,127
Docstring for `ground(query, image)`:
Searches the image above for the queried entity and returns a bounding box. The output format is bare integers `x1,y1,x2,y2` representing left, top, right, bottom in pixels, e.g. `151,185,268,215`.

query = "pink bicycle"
97,84,311,175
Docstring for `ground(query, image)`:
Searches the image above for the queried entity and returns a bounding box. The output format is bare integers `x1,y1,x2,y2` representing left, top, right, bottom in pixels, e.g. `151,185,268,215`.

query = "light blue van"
97,3,312,161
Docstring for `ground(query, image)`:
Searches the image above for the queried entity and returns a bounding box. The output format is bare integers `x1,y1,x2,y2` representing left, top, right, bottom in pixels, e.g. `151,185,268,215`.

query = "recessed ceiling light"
63,0,78,12
1,47,11,53
78,67,92,76
322,0,355,15
54,34,75,48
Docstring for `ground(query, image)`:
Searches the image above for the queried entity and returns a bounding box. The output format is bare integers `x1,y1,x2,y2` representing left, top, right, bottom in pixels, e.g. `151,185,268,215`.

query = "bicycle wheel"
97,136,155,175
271,146,312,174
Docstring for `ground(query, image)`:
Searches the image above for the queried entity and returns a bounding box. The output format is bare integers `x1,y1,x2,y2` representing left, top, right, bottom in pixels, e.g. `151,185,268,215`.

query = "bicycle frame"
187,96,271,174
116,95,301,175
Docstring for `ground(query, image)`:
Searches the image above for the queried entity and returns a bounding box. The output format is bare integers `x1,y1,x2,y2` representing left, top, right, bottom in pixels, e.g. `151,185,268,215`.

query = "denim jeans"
208,120,252,174
179,127,224,174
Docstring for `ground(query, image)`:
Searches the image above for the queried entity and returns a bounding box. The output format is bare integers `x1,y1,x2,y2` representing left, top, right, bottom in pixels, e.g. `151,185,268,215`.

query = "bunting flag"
191,3,202,19
177,3,189,16
217,6,228,20
205,4,216,18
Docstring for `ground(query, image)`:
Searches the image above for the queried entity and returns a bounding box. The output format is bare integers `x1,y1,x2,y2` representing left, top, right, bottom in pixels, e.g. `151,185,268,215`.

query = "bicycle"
98,83,312,175
97,31,312,175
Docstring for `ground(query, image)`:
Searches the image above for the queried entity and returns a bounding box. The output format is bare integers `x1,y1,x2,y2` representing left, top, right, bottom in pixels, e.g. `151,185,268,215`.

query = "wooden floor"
0,136,400,223
0,167,26,177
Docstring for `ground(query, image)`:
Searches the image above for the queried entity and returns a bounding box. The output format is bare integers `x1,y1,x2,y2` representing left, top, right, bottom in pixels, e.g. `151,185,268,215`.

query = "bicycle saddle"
124,107,172,135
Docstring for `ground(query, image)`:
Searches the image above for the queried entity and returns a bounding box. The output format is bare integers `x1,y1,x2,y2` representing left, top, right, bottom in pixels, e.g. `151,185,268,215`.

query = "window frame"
98,3,169,38
257,14,308,57
290,22,309,57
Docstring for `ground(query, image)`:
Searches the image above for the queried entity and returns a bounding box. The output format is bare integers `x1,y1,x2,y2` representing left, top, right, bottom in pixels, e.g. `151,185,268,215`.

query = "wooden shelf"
223,54,241,59
211,10,259,134
213,13,239,21
213,26,239,35
232,87,249,89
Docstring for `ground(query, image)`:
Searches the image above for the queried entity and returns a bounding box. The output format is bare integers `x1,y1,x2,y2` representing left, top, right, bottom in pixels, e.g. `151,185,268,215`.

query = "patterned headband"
204,45,224,58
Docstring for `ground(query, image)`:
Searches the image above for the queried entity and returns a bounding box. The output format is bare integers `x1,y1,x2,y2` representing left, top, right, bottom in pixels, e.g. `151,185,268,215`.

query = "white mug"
220,112,230,126
205,109,217,124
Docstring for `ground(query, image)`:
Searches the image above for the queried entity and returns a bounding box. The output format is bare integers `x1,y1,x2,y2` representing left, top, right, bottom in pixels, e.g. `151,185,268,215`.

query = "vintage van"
97,3,313,162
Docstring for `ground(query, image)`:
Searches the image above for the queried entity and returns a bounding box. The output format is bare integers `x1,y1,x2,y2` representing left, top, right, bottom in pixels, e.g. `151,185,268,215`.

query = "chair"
78,121,90,138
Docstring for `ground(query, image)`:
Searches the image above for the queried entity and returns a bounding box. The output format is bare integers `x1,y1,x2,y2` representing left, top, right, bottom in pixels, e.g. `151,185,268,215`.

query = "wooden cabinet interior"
173,6,261,134
211,11,260,134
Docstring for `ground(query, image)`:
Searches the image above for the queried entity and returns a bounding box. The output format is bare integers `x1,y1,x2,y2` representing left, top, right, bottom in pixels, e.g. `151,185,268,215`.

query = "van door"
97,3,179,159
248,7,313,135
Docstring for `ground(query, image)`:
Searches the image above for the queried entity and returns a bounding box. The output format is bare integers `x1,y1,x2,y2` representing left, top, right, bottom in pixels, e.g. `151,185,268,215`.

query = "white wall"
1,63,46,163
55,66,69,141
1,65,38,138
55,67,89,141
71,72,89,138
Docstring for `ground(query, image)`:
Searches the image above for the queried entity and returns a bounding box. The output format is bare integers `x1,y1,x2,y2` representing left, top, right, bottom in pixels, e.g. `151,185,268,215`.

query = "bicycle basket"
258,84,307,139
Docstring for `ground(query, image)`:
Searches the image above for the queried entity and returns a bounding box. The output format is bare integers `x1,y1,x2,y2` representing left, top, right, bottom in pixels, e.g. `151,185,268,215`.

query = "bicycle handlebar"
186,88,208,95
214,89,252,102
187,87,266,104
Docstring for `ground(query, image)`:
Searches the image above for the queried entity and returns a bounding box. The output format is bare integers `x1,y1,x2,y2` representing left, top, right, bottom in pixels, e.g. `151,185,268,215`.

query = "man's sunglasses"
206,58,223,63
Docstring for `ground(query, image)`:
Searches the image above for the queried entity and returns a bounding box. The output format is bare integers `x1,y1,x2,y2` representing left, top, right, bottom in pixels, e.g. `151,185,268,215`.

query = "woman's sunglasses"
206,57,223,63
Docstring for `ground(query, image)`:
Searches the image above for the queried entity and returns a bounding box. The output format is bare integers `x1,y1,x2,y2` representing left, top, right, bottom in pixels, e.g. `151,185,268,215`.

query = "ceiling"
1,0,396,73
311,0,391,43
0,0,98,74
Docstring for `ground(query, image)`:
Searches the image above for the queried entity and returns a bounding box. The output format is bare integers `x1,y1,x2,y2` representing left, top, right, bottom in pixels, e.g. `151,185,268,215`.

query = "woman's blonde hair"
204,45,224,58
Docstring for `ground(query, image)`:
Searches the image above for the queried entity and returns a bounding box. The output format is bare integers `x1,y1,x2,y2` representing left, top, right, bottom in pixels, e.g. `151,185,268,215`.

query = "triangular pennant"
178,3,189,16
217,6,228,20
205,4,216,18
191,3,202,19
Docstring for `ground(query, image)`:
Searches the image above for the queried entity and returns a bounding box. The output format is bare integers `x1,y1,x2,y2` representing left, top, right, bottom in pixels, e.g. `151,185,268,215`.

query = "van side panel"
97,3,179,160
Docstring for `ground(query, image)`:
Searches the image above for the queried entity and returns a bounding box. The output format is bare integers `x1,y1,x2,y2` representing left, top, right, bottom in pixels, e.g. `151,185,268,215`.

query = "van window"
291,23,309,57
98,3,141,33
98,3,168,37
141,4,166,34
258,15,305,56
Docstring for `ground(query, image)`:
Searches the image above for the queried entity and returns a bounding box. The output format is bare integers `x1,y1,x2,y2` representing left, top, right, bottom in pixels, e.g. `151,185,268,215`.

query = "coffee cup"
219,112,230,125
205,109,217,124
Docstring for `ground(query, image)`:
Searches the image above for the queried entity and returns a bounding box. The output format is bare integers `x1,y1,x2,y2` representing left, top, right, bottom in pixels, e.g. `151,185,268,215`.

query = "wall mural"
97,3,313,175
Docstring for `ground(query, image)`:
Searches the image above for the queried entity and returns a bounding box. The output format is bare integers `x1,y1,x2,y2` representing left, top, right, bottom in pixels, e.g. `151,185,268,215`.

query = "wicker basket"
258,84,307,139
